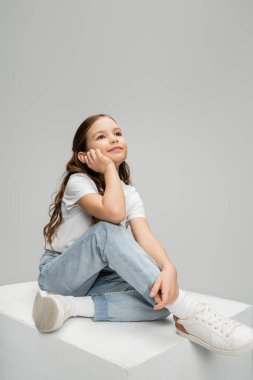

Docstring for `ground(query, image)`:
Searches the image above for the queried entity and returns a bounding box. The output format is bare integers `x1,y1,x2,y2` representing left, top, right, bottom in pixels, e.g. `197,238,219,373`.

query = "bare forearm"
138,234,176,271
103,163,126,218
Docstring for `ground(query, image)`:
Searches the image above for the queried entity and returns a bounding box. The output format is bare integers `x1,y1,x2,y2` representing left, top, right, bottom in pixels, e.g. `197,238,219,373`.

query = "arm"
129,217,179,308
103,163,126,220
129,217,176,271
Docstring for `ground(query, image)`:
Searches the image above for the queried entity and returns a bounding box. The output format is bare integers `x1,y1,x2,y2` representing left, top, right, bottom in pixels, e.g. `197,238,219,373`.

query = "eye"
96,132,122,140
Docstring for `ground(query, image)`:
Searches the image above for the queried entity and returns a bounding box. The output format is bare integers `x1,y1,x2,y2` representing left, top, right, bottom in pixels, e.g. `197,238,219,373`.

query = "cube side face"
0,314,126,380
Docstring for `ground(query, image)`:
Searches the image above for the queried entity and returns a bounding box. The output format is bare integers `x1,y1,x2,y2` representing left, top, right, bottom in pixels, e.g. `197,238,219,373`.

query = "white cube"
0,281,252,380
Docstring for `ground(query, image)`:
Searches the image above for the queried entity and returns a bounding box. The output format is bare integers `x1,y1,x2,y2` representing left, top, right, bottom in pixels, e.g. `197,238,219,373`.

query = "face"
78,116,127,172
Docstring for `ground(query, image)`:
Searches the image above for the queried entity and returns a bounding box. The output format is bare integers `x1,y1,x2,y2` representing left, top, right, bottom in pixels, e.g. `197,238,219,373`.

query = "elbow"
112,209,126,224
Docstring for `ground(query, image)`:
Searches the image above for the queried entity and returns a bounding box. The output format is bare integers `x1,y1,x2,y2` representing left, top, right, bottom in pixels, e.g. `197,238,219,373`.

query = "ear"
77,152,86,164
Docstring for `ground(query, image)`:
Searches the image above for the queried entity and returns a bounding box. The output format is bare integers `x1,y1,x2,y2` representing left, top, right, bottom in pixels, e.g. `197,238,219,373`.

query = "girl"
33,113,253,356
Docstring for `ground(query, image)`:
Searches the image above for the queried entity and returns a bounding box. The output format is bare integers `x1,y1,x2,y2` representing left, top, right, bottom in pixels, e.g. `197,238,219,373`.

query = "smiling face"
78,116,127,172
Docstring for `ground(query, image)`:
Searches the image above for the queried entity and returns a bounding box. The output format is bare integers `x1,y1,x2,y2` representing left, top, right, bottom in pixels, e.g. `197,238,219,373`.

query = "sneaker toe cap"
233,325,253,348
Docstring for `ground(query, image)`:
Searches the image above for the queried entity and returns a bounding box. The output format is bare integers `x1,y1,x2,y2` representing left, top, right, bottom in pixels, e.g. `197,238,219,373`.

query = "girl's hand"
84,148,114,174
150,266,179,310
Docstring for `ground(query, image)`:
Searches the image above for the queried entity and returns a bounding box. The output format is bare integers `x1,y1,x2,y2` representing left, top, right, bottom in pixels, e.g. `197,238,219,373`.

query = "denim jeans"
38,220,171,322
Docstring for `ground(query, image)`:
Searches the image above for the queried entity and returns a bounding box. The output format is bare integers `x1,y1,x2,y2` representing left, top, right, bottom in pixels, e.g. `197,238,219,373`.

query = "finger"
85,153,91,165
153,291,169,310
154,292,161,302
150,287,160,298
155,291,163,310
87,151,95,162
84,153,92,165
150,279,161,297
154,295,174,310
153,301,166,310
154,294,162,304
89,150,97,160
153,296,167,310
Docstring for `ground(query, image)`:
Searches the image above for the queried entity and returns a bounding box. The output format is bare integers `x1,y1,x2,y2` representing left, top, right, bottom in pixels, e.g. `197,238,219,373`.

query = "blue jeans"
38,220,171,322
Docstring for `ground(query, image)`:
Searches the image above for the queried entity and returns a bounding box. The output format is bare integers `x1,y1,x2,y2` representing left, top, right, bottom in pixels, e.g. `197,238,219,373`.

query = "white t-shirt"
45,173,146,256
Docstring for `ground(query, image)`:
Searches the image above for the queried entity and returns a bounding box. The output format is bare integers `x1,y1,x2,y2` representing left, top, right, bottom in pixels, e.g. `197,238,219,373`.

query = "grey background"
1,1,252,304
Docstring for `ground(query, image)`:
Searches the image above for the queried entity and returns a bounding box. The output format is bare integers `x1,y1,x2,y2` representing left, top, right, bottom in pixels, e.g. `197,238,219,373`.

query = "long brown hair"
43,113,132,251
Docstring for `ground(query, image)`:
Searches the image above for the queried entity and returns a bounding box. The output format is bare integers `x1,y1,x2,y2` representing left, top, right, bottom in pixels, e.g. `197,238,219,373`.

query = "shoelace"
195,302,242,337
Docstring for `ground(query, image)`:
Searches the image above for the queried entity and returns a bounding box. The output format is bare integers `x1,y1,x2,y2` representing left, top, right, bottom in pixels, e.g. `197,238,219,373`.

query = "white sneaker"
32,288,76,333
173,301,253,355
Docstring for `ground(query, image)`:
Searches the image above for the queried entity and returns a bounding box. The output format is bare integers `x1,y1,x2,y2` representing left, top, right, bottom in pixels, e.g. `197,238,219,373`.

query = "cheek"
95,142,110,155
92,141,106,150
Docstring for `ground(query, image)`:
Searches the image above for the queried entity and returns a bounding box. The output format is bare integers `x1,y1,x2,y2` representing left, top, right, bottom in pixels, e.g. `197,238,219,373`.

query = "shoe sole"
32,290,61,333
176,328,253,356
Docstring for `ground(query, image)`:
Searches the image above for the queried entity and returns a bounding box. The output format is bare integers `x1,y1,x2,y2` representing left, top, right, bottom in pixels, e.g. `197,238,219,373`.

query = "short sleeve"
63,173,98,211
126,186,146,221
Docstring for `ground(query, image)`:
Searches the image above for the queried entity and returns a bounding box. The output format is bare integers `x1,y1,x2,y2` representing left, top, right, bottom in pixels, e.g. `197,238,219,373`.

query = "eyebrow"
92,127,121,138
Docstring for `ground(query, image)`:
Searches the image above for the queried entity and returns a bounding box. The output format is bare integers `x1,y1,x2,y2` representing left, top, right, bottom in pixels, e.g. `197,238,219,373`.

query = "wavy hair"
43,113,132,251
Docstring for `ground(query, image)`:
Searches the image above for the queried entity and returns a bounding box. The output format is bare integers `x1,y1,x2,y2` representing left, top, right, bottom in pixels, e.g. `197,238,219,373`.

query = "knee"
90,220,126,242
98,220,124,232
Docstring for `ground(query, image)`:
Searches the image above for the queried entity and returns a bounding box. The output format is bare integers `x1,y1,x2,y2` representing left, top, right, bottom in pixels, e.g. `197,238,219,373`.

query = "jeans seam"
99,289,138,297
105,239,156,296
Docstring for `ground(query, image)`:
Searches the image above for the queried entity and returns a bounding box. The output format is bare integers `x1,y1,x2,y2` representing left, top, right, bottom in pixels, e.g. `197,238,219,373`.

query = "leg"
85,267,171,321
38,220,165,311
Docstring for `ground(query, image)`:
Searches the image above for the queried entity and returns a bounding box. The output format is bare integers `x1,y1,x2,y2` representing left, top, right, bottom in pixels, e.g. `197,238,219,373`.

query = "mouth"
108,147,123,152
